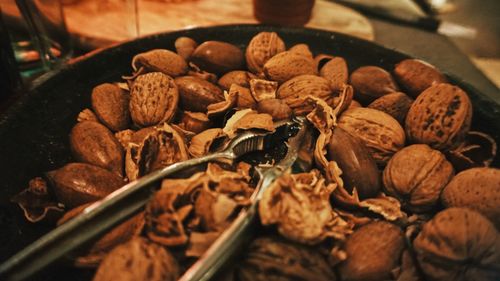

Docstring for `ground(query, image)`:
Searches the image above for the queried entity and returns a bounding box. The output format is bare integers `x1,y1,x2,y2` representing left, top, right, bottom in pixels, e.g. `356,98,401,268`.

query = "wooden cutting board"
62,0,374,48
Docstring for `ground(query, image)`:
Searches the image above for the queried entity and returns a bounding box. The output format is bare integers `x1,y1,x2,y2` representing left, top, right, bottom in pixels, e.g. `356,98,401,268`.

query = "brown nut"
289,43,313,59
367,92,413,124
174,36,198,60
70,121,124,176
256,98,292,121
350,66,399,104
441,167,500,229
394,59,447,98
413,208,500,281
130,72,179,127
245,31,286,74
277,74,333,115
191,41,245,74
91,83,130,132
93,237,179,281
338,107,406,166
405,83,472,151
263,51,316,84
328,127,381,199
175,76,224,112
338,221,405,281
131,49,188,77
383,144,454,213
217,70,257,90
47,163,123,208
319,56,349,93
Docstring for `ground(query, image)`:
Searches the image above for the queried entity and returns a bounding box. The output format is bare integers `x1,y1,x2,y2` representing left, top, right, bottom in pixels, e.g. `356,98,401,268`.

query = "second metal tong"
0,117,305,281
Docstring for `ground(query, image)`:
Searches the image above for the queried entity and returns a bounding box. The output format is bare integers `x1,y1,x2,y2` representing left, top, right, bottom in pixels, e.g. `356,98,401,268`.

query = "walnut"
338,107,406,166
338,221,405,281
235,236,336,281
130,72,179,127
441,167,500,229
405,83,472,151
245,31,286,75
277,74,334,115
383,144,455,213
413,208,500,281
93,238,179,281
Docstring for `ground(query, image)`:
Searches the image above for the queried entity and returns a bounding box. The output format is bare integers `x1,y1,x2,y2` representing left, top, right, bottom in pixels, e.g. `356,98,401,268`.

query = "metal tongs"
0,117,307,281
179,117,311,281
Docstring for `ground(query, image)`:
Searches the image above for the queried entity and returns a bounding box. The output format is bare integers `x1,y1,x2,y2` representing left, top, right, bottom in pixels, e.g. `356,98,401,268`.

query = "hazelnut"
217,70,256,90
383,144,454,213
174,36,198,60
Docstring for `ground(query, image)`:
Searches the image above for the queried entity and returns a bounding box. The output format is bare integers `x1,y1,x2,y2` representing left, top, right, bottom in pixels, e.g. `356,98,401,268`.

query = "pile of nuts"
12,31,500,281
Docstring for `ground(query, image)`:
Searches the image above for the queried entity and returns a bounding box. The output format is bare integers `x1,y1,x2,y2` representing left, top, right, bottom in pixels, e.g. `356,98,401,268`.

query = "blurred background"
1,0,499,103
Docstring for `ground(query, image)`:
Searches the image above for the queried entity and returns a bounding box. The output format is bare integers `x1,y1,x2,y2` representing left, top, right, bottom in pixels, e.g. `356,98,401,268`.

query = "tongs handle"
0,153,222,281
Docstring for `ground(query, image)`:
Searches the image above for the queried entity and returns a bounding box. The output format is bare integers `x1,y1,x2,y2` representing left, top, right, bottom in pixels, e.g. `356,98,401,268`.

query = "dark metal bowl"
1,24,499,281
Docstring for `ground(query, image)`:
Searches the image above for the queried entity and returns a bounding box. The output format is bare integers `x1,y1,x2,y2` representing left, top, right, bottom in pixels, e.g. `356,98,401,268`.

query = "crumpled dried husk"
114,129,135,150
146,163,254,248
223,109,275,138
185,231,221,257
11,177,64,223
259,170,352,245
77,108,98,123
125,123,189,181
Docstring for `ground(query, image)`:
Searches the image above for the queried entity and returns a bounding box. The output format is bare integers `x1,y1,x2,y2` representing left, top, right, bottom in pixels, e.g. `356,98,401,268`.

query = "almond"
263,51,316,84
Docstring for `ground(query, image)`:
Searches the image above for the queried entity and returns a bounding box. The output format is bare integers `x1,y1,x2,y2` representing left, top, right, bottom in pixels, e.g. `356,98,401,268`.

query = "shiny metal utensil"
179,116,310,281
0,118,298,281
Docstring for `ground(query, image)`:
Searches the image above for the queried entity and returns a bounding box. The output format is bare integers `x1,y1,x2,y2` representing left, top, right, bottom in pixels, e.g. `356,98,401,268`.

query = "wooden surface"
61,0,374,48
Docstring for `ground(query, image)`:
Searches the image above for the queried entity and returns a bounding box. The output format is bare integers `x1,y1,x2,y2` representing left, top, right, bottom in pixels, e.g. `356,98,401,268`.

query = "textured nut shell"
132,49,188,77
93,238,179,281
405,83,472,151
338,221,405,281
70,121,124,176
338,107,406,166
130,72,179,127
328,127,381,199
289,43,313,59
367,92,413,124
350,66,399,104
91,83,130,132
191,41,245,74
277,74,333,115
441,167,500,228
319,56,349,92
217,70,256,90
413,208,500,281
47,163,123,208
245,31,286,74
263,51,316,84
175,76,224,112
383,144,454,212
394,59,447,98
